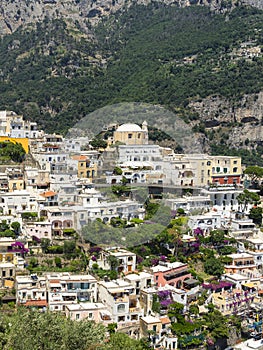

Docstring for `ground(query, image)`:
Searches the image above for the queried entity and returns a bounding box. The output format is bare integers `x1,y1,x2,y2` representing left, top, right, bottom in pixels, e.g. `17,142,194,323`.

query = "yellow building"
185,154,242,186
72,155,98,180
0,136,29,153
7,168,24,192
112,121,148,145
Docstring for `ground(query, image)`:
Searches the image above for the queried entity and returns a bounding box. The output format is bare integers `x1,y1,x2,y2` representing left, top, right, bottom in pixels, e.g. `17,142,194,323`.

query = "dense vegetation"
0,141,26,163
0,4,262,138
0,308,147,350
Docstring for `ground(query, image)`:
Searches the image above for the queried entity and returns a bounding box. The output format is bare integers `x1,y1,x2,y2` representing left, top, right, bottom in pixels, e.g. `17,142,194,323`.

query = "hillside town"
1,110,263,349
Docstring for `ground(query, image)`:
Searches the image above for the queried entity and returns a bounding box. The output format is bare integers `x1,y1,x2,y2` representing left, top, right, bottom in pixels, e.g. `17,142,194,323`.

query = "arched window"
117,304,125,313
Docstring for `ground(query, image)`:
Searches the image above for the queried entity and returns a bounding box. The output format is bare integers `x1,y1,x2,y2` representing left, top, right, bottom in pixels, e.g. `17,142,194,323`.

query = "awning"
242,282,257,288
184,278,199,285
25,300,47,307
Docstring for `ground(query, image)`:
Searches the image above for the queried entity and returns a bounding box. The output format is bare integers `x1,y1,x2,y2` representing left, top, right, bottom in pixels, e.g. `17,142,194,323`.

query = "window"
234,160,237,164
88,313,93,319
76,314,80,320
128,134,132,139
233,167,238,173
117,304,125,313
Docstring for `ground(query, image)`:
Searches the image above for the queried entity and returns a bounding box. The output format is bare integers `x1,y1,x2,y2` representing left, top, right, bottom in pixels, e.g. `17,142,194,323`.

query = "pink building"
152,262,191,288
25,221,52,241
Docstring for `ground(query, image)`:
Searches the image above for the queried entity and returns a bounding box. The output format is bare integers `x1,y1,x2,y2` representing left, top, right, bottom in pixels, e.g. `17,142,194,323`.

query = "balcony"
115,296,129,303
129,306,141,313
164,270,190,281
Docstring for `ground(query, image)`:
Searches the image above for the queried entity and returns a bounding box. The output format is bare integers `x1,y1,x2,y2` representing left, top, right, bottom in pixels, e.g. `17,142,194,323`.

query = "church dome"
116,123,142,132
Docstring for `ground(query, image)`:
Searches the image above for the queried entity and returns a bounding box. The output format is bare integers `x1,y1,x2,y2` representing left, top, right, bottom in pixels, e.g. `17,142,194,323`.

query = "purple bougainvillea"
158,290,173,309
194,228,204,236
89,246,102,255
160,255,167,262
151,258,159,266
136,256,143,264
202,281,233,291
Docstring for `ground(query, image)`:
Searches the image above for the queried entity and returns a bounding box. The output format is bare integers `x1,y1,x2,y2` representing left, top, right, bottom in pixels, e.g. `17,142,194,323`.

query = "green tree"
2,309,106,350
249,206,263,225
41,238,51,253
0,141,26,163
28,257,38,269
204,256,224,277
209,229,225,245
244,166,263,187
11,221,21,235
237,189,260,212
0,220,9,232
107,255,119,271
113,166,122,175
107,323,117,334
54,257,62,268
203,309,229,339
63,240,76,257
90,137,107,149
103,332,146,350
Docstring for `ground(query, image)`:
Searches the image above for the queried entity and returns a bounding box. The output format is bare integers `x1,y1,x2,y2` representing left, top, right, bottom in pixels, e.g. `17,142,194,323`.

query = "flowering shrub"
202,281,233,291
136,255,143,264
89,246,101,255
158,290,171,299
158,290,173,308
194,228,204,236
160,299,173,308
10,242,29,254
151,258,159,266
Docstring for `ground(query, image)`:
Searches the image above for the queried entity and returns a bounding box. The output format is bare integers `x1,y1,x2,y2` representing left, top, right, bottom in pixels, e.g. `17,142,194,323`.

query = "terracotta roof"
160,317,171,324
50,279,60,283
72,155,87,161
25,300,47,307
40,191,57,198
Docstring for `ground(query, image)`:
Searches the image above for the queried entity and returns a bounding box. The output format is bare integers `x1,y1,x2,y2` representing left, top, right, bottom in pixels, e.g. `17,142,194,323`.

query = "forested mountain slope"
0,2,262,157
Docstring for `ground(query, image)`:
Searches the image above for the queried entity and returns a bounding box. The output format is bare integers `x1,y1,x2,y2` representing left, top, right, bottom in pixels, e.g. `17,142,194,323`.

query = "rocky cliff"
0,0,262,36
189,92,263,148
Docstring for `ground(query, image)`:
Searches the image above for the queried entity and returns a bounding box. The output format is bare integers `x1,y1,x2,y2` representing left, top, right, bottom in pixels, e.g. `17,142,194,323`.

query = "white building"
165,195,211,214
202,186,243,214
94,248,137,274
65,302,112,325
124,272,154,295
46,272,97,312
188,213,223,233
0,110,43,138
24,221,52,241
98,279,143,329
16,274,47,308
